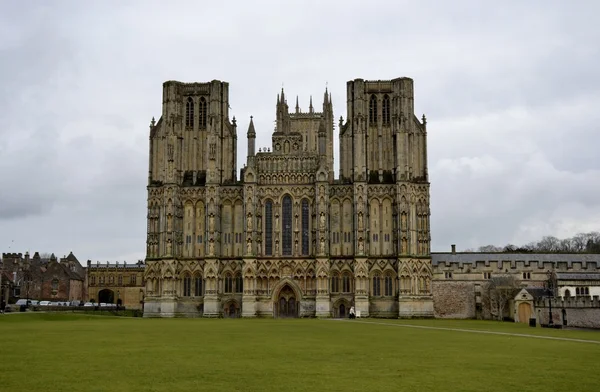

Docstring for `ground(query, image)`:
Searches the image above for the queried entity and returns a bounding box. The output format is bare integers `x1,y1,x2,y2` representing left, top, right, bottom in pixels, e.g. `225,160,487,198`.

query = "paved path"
329,319,600,345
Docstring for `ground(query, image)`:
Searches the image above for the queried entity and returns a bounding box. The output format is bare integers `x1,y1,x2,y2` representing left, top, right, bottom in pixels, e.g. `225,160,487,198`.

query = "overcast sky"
1,0,599,262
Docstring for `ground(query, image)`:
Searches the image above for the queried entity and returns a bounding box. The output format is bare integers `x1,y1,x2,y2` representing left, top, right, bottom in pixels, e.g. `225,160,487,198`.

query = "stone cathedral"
143,77,432,318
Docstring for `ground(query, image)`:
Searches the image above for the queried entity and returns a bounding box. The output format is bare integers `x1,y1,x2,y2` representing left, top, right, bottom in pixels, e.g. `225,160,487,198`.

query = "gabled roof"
66,251,79,263
524,287,552,299
555,272,600,281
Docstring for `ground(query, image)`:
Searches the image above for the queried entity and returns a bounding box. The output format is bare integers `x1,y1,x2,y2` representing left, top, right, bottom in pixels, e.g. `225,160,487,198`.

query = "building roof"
432,252,600,267
523,287,552,299
555,272,600,281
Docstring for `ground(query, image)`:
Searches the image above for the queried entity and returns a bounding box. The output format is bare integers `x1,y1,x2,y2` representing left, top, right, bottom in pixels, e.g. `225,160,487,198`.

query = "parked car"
15,299,39,306
39,301,51,306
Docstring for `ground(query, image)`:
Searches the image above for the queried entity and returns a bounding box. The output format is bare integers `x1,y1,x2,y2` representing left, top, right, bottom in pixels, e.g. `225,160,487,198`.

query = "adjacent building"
86,260,145,309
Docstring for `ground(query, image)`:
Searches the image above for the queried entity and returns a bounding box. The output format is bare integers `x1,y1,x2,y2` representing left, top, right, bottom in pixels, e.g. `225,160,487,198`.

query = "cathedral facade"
143,77,432,318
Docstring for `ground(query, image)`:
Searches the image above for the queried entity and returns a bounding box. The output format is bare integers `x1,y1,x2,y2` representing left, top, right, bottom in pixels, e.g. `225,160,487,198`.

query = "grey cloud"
1,0,599,260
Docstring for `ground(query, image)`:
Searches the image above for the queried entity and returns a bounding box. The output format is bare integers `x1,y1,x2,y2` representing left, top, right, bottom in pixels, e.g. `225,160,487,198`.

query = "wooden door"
518,302,532,323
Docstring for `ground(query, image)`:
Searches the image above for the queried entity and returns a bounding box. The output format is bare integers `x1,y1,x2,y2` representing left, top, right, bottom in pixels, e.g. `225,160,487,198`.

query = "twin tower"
144,77,432,319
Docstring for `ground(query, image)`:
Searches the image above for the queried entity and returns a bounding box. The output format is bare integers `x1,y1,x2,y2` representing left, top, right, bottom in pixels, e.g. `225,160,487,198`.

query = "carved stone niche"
272,134,302,155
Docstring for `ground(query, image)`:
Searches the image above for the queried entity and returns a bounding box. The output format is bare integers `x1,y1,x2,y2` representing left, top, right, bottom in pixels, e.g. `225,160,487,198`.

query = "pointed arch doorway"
275,284,298,318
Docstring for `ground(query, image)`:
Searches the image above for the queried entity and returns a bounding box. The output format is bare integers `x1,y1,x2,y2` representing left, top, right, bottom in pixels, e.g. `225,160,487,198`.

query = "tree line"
464,232,600,253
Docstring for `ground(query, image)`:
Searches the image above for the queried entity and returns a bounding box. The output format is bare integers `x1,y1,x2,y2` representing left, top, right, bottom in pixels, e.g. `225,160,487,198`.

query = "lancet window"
282,195,292,255
185,97,194,128
369,95,377,125
382,94,390,125
301,199,309,255
199,97,207,129
265,200,273,256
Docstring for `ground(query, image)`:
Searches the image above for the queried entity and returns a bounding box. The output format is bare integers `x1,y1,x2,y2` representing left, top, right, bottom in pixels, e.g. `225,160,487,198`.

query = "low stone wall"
535,298,600,328
432,281,475,319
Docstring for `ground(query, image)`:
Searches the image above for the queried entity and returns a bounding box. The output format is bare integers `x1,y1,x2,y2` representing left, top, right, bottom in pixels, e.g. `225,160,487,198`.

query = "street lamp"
546,270,554,327
548,296,553,327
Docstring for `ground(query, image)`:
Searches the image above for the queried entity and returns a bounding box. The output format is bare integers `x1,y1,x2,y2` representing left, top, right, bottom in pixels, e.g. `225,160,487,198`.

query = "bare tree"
536,236,560,252
482,275,520,321
478,245,502,252
464,232,600,254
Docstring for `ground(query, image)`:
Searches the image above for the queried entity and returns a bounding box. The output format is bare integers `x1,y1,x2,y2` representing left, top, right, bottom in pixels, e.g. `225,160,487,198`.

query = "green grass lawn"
1,314,599,392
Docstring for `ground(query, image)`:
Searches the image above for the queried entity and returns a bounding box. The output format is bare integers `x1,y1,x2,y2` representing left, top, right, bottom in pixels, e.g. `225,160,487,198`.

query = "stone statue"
319,212,326,229
358,238,364,254
208,240,214,256
320,237,325,254
209,214,215,231
247,214,252,232
358,212,363,230
247,238,252,254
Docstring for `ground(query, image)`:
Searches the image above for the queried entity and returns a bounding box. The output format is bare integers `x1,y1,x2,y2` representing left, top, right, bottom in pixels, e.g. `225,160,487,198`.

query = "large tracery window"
194,276,203,296
199,97,207,129
384,274,393,296
235,274,243,293
185,97,194,128
372,274,381,296
330,274,339,293
282,195,292,255
183,275,191,297
301,199,309,255
382,94,390,125
265,200,273,256
225,274,233,293
342,273,351,293
369,95,377,125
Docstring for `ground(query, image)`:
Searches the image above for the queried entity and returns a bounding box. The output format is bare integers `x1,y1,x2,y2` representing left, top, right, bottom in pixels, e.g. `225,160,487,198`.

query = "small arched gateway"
273,280,301,318
223,300,240,318
333,298,351,318
98,289,114,304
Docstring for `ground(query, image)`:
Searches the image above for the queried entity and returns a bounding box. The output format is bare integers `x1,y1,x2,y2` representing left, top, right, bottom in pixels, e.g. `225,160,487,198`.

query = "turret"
276,89,290,133
247,116,256,157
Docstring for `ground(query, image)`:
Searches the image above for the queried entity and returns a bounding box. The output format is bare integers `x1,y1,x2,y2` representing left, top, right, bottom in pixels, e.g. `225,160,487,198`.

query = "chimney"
451,244,456,254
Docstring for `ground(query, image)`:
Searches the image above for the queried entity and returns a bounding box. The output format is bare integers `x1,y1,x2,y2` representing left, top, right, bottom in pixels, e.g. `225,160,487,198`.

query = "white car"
39,301,51,306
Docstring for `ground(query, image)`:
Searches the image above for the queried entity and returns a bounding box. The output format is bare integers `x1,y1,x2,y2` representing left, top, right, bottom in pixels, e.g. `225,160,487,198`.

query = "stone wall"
535,297,600,328
433,281,475,318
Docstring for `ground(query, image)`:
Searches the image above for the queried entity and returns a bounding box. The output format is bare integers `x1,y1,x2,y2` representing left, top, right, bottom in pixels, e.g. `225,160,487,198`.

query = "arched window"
372,274,381,296
225,274,233,293
302,199,309,255
282,195,292,255
183,275,191,297
382,95,390,125
564,289,571,298
384,274,393,296
235,274,243,293
199,97,207,129
51,279,59,290
342,273,351,293
330,274,339,293
369,95,377,125
194,276,203,296
265,200,273,255
185,97,194,128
